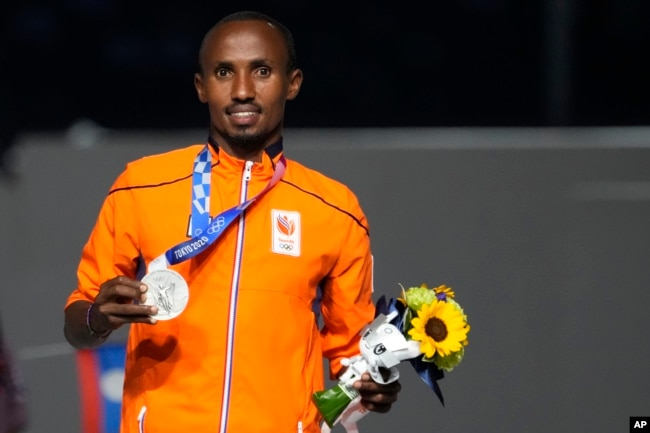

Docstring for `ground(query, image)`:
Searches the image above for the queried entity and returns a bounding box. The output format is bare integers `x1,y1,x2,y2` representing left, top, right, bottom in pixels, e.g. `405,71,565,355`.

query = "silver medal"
141,269,189,320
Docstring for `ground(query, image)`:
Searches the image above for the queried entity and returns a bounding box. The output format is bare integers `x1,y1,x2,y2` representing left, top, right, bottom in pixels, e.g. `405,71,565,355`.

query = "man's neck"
221,144,265,162
207,136,284,163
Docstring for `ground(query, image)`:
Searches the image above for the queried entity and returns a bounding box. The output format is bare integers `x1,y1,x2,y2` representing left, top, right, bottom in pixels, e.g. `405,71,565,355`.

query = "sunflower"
408,299,470,358
433,284,455,300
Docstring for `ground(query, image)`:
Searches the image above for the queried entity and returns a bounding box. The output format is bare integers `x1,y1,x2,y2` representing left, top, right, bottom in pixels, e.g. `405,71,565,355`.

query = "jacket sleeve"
319,189,375,379
65,168,141,308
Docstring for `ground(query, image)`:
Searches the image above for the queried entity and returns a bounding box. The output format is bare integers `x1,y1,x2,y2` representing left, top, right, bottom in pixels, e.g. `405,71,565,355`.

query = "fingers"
353,373,401,413
100,302,158,324
97,275,148,304
94,276,159,328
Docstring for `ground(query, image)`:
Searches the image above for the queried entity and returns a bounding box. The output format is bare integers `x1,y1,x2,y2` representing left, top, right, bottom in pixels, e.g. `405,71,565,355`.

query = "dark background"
2,0,649,136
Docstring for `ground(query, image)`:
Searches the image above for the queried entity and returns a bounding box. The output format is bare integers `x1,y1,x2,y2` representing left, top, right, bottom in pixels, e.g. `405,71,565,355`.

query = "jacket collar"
207,136,283,161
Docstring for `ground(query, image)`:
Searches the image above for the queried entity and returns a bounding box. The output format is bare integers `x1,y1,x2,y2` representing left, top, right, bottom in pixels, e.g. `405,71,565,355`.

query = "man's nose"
231,74,255,101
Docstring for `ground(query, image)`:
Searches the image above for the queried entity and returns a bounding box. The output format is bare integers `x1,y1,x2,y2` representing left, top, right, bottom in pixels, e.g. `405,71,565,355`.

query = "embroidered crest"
271,210,301,256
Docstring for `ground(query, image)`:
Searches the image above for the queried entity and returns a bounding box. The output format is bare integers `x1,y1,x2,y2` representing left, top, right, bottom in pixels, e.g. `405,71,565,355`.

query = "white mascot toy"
319,311,421,433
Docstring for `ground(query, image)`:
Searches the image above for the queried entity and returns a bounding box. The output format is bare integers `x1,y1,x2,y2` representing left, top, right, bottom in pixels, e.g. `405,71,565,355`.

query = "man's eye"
215,69,229,77
258,67,270,76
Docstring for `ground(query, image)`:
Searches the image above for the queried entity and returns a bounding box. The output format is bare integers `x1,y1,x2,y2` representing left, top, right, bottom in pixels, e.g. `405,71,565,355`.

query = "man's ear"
286,68,303,101
194,72,208,103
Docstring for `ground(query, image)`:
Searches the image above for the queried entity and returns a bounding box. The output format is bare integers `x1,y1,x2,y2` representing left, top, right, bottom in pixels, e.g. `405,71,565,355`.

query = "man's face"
194,20,303,157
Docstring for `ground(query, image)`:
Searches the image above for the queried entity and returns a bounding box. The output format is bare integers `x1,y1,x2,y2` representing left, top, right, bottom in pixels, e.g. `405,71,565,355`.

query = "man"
64,10,400,433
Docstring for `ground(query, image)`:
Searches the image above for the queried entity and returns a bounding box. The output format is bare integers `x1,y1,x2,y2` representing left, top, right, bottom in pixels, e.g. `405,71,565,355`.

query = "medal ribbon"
149,145,286,272
190,144,213,236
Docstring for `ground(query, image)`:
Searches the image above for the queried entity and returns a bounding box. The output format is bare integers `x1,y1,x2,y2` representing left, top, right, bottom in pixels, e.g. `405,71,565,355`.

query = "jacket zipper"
219,160,253,433
137,406,146,433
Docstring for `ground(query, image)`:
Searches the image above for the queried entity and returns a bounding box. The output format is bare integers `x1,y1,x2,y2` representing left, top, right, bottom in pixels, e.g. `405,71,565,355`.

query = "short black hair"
197,10,297,74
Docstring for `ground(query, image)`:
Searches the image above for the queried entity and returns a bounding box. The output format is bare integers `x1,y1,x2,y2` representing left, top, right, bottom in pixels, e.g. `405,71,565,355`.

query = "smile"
231,112,257,118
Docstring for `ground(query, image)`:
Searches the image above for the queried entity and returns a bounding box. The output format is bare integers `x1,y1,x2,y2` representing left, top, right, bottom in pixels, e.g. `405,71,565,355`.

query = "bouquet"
312,283,470,432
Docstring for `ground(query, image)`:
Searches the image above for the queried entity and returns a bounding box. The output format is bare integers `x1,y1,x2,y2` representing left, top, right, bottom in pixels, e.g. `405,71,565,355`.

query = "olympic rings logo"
278,243,294,251
206,217,226,234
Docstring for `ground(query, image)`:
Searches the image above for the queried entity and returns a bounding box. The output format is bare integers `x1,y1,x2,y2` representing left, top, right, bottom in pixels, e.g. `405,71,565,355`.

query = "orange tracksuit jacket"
65,140,375,433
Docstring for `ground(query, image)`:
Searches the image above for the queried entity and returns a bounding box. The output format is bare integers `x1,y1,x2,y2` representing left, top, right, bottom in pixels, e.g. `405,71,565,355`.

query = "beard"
217,123,280,156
